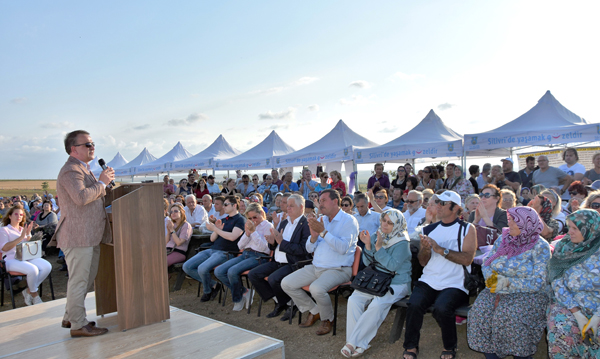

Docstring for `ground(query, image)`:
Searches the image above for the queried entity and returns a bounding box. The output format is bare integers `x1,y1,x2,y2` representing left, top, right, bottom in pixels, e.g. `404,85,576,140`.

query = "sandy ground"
1,251,551,359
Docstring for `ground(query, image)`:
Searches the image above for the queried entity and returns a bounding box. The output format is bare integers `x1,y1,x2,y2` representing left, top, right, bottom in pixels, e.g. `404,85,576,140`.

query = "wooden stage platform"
0,293,284,359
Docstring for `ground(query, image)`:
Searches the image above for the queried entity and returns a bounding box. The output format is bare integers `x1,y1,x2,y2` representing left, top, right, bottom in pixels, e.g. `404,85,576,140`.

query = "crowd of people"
4,145,600,357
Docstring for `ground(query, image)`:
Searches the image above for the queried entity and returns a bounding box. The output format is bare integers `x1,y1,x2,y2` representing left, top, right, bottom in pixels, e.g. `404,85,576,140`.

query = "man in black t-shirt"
518,156,536,189
500,158,521,193
182,195,246,302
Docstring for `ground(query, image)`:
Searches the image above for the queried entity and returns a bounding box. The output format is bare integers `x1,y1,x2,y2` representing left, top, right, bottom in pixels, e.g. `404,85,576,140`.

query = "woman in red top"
330,170,347,196
193,178,209,199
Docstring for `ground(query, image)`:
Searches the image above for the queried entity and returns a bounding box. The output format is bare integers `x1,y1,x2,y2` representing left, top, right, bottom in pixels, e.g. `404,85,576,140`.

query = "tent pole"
353,160,358,193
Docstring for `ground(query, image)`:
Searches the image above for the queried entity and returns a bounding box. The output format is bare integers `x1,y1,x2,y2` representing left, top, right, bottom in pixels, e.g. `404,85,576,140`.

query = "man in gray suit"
53,130,115,337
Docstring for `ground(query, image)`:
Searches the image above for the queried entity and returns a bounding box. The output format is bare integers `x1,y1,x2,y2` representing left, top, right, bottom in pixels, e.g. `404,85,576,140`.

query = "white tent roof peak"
490,90,587,134
107,152,128,168
294,119,378,155
382,109,462,146
168,135,242,171
233,130,295,159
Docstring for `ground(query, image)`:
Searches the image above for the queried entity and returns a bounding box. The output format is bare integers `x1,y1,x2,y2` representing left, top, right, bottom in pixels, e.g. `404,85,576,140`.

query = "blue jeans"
214,250,266,303
182,249,231,294
403,281,468,351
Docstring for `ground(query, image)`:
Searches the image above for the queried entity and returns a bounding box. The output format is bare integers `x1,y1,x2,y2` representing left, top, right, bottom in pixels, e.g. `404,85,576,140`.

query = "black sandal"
440,349,456,359
403,350,418,359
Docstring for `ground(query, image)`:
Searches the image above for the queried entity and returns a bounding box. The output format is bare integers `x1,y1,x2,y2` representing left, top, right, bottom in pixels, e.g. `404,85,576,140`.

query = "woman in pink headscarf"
467,206,551,359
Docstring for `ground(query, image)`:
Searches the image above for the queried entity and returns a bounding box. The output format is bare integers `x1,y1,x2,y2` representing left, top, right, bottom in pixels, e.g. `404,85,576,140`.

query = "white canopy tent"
214,131,295,170
113,147,158,177
92,152,128,177
273,119,378,169
354,109,463,165
464,91,594,158
170,135,242,172
135,142,194,175
89,156,102,174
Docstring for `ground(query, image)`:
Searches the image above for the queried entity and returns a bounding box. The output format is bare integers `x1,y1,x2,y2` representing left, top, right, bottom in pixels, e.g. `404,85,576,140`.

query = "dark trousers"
484,354,531,359
403,281,468,351
248,261,293,306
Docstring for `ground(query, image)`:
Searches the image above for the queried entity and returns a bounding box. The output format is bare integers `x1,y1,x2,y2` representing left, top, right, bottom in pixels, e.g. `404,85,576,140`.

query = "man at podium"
53,130,115,338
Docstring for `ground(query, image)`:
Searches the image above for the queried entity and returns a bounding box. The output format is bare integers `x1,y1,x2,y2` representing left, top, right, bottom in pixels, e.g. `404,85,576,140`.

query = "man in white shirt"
558,147,585,201
476,163,491,192
281,189,359,336
184,194,208,234
206,175,221,194
202,194,215,217
353,194,380,236
403,190,427,236
248,194,311,320
210,196,229,221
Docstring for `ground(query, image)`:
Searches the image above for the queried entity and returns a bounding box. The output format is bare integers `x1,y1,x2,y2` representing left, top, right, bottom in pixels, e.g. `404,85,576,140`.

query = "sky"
1,1,599,179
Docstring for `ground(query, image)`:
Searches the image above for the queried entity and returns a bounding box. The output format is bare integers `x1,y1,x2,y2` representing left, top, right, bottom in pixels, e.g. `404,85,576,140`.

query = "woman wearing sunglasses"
391,166,408,192
582,191,600,213
341,196,354,215
467,184,508,232
563,181,588,214
314,172,332,193
419,166,437,191
165,203,192,266
176,178,191,196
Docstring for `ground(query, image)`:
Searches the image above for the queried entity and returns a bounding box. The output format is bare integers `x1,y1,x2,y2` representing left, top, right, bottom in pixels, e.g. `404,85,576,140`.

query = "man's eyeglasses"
480,193,496,198
423,171,431,174
591,202,600,209
74,142,95,148
223,202,232,207
405,200,418,204
322,176,329,179
435,199,450,206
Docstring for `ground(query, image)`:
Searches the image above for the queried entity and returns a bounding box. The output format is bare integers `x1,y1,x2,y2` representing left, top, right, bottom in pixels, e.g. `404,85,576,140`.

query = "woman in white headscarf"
341,209,412,357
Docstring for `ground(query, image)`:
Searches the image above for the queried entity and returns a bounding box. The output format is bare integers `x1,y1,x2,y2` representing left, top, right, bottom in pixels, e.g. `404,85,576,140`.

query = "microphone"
98,158,116,189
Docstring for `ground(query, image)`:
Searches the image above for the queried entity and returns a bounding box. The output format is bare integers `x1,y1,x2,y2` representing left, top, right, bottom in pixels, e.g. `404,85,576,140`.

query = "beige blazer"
51,156,112,248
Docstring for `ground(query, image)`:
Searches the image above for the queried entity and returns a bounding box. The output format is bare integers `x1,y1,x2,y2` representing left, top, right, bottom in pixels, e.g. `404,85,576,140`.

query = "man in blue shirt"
299,169,318,199
182,195,246,302
281,189,359,335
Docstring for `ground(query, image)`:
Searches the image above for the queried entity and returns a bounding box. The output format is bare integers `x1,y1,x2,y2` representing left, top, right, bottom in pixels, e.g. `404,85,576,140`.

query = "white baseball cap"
438,191,462,206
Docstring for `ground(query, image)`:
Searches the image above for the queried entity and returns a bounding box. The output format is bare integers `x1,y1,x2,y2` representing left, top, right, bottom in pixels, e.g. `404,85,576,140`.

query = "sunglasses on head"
74,142,95,148
591,202,600,209
480,192,496,198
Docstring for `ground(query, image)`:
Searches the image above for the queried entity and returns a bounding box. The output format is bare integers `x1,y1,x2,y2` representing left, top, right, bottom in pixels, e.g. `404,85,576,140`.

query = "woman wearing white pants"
0,204,52,306
341,209,412,357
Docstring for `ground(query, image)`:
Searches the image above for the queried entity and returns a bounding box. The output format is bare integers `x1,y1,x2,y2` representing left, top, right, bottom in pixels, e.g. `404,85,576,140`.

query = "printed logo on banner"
208,159,212,165
357,151,362,159
471,137,478,145
215,162,219,168
597,125,600,135
448,143,454,152
276,158,280,165
266,158,270,166
344,148,349,156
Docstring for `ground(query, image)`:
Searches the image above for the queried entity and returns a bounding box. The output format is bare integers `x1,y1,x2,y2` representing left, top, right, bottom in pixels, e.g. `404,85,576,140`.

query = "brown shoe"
316,319,333,335
62,320,96,329
298,312,320,328
70,323,108,337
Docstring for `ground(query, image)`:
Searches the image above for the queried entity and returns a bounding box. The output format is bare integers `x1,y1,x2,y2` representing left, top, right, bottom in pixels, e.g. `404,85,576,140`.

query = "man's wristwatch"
442,248,450,257
171,231,176,235
320,230,328,238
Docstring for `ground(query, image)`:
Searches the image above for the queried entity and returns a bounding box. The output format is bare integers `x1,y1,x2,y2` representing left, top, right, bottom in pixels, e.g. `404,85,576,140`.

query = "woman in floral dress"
547,209,600,359
467,206,551,358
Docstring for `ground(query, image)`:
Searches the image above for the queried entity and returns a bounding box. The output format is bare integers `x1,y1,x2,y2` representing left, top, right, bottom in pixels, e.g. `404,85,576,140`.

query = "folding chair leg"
333,290,339,336
257,296,263,317
8,274,16,309
247,286,253,314
220,286,226,306
49,273,55,300
197,282,202,297
296,307,301,325
388,306,407,343
1,276,4,306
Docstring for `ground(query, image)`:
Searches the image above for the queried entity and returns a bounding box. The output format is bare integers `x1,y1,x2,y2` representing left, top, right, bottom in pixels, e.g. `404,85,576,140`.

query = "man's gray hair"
482,163,491,172
538,155,549,161
288,194,305,208
185,194,197,202
302,168,311,175
354,193,369,205
202,194,212,200
408,190,423,201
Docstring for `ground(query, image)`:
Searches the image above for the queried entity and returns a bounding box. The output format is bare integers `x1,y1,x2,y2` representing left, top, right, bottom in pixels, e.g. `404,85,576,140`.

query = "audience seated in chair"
166,203,193,267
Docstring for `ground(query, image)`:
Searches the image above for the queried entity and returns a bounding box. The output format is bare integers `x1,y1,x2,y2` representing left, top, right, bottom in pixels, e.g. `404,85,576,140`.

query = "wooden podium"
95,183,170,331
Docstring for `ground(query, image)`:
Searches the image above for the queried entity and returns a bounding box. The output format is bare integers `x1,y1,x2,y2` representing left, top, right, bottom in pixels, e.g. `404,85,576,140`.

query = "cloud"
258,107,297,120
269,124,290,130
133,124,150,130
349,80,372,89
10,97,27,104
392,72,425,80
22,145,58,152
437,103,455,111
307,104,319,112
339,95,376,106
40,121,74,129
168,112,208,126
250,76,319,96
380,126,399,133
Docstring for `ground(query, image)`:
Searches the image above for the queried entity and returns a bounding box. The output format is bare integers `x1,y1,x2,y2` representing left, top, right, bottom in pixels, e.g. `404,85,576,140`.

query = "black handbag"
456,223,484,294
351,252,395,297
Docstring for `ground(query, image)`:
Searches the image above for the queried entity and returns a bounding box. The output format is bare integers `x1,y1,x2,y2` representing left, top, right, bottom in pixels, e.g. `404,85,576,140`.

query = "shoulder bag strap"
456,222,470,274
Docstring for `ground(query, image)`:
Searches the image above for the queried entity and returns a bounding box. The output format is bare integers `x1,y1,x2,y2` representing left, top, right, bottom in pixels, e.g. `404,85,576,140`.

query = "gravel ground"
2,252,549,359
